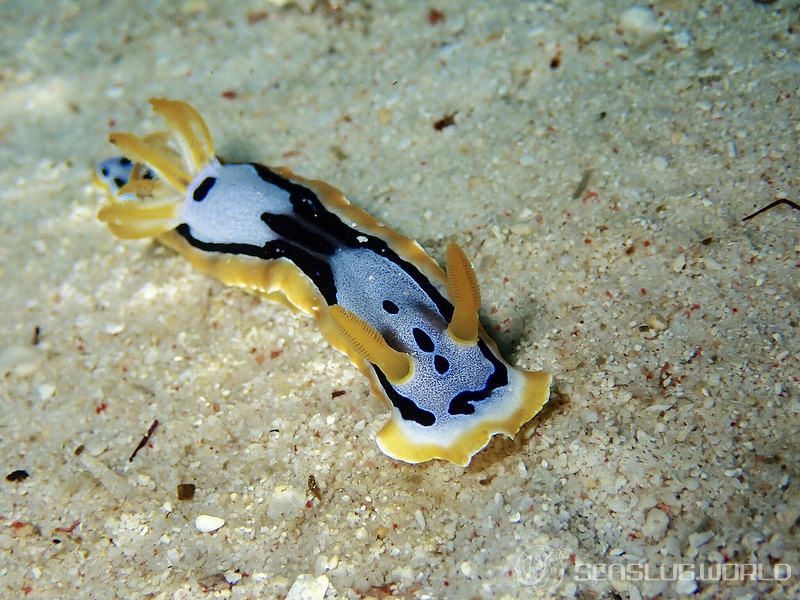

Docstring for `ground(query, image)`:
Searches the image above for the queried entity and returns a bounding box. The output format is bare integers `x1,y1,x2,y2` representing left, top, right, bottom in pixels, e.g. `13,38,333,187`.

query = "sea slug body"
95,99,551,466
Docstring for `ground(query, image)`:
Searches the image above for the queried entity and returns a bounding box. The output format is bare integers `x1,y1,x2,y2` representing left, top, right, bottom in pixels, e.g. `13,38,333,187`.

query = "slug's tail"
96,98,216,239
376,368,552,467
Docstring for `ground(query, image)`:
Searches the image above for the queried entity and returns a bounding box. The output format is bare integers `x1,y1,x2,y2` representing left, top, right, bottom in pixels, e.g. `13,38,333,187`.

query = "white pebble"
652,156,668,171
672,253,686,273
647,314,667,331
104,322,126,335
0,345,43,377
620,6,662,44
460,561,474,578
224,569,242,585
38,383,56,400
643,508,669,540
139,282,158,301
105,85,124,98
414,509,426,530
195,514,225,533
674,30,692,50
268,485,305,519
286,574,329,600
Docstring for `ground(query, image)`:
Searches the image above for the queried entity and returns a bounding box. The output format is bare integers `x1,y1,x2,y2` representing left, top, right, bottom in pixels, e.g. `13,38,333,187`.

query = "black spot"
142,169,155,180
119,157,132,166
101,167,109,177
192,176,217,202
382,300,399,314
412,328,434,352
113,177,126,188
434,355,449,374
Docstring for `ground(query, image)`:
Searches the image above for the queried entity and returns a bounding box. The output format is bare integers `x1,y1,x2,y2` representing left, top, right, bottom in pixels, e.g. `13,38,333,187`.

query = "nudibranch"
95,99,551,466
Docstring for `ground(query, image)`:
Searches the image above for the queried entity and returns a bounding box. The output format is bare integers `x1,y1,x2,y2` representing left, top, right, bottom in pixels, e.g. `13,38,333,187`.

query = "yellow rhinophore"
329,305,414,384
445,243,481,344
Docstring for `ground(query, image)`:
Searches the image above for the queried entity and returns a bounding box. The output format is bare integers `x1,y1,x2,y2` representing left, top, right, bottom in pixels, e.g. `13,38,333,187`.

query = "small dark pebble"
6,469,29,482
428,8,445,25
753,0,777,4
177,483,196,500
433,112,457,131
330,145,348,161
308,474,322,501
701,237,713,245
247,10,268,24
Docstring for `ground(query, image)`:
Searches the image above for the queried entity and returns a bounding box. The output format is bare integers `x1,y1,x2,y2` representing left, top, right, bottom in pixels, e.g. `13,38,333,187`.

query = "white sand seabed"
0,1,797,598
